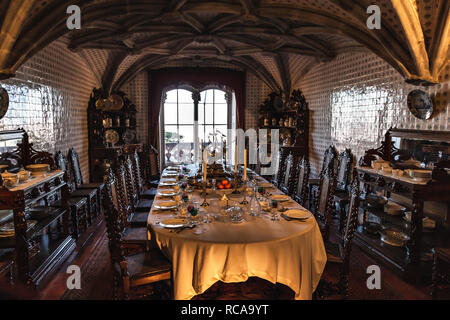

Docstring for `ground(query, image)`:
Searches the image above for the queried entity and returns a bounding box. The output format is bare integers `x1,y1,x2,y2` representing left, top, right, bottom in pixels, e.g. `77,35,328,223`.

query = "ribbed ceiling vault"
0,0,448,95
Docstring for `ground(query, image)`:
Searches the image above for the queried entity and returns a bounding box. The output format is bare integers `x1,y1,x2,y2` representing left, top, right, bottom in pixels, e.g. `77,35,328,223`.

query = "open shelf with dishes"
87,89,142,182
355,128,450,281
0,130,75,288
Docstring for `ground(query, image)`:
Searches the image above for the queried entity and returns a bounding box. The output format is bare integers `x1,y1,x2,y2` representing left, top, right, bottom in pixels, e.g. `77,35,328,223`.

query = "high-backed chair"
271,148,288,187
68,148,104,219
53,151,91,238
279,153,296,195
129,149,157,199
314,162,337,241
322,174,360,298
102,168,172,300
431,247,450,299
308,145,337,210
293,157,310,207
333,149,354,233
123,154,154,214
142,144,160,187
113,162,150,246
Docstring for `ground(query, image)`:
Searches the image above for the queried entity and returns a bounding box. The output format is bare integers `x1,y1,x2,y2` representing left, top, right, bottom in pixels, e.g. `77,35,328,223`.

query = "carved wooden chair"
141,144,160,188
130,150,157,200
279,153,296,195
113,163,150,246
293,157,310,207
308,145,337,210
271,148,288,187
102,168,172,300
431,247,450,299
333,149,354,233
68,148,103,220
53,151,90,239
314,162,337,241
123,154,154,215
320,174,360,299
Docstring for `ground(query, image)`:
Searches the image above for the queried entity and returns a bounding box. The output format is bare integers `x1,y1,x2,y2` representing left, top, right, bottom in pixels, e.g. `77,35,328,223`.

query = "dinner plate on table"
163,172,178,177
154,201,177,210
157,190,179,197
283,209,311,220
159,218,189,229
258,182,273,188
160,182,177,187
270,194,291,202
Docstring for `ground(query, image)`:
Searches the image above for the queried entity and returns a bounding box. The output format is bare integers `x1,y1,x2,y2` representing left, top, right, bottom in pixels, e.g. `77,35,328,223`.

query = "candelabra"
240,180,248,205
200,181,209,207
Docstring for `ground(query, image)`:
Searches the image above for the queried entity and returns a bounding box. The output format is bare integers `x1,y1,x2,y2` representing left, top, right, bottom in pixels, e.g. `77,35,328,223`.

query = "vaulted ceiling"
0,0,449,94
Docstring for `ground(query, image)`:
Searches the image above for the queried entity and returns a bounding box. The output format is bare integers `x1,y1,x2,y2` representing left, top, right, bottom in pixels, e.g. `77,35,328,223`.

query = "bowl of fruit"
217,179,233,193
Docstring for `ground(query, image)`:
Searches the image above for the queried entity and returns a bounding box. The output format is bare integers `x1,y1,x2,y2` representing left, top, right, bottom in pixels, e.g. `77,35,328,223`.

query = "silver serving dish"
380,229,409,247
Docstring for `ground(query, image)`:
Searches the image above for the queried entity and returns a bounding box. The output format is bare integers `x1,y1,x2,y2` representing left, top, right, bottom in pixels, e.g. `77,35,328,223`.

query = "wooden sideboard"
0,170,75,288
355,128,450,281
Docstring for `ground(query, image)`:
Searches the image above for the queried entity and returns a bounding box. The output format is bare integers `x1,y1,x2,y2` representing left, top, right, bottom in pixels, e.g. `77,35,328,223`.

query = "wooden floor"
2,219,448,300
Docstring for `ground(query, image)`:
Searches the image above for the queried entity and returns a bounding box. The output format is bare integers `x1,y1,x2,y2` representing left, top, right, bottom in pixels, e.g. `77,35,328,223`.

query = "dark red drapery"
148,68,246,147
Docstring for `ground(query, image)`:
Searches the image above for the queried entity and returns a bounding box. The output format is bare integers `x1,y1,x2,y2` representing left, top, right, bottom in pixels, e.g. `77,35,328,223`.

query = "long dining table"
147,165,327,300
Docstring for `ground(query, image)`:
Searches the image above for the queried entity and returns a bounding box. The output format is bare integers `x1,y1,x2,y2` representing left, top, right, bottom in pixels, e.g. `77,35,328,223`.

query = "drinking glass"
271,200,280,221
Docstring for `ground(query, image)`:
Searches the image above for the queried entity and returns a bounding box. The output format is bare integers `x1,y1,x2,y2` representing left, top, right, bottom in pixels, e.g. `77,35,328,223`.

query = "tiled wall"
0,39,98,180
299,49,450,177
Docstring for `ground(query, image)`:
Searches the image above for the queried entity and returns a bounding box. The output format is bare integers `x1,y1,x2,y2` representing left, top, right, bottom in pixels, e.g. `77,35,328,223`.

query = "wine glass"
270,200,280,221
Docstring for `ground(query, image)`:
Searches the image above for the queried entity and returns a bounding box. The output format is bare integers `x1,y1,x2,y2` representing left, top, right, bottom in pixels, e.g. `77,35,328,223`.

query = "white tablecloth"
147,169,326,300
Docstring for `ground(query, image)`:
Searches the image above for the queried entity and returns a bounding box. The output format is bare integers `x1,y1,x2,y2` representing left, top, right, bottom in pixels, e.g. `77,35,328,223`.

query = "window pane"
165,90,177,103
178,126,194,143
164,104,177,124
198,104,204,125
214,103,227,124
202,89,214,103
178,89,193,103
178,103,194,124
214,90,226,104
204,103,214,124
164,125,178,143
204,125,214,142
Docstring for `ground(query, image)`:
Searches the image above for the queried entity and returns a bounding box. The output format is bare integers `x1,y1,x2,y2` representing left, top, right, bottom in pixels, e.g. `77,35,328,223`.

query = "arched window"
160,88,235,165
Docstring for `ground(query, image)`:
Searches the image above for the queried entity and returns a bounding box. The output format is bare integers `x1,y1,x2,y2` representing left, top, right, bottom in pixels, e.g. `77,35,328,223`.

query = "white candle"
244,149,247,181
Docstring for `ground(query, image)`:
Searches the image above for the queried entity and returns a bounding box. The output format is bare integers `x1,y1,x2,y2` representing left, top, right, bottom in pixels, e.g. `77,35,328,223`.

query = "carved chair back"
54,151,76,192
146,144,160,178
315,162,337,241
336,149,353,192
293,157,310,206
129,150,143,194
339,173,361,291
321,145,337,175
279,153,295,195
272,148,287,186
102,168,125,263
114,162,132,228
68,148,84,188
123,155,139,207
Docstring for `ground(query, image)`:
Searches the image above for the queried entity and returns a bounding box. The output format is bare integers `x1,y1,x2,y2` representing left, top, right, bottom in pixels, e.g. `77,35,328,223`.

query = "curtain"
148,68,246,147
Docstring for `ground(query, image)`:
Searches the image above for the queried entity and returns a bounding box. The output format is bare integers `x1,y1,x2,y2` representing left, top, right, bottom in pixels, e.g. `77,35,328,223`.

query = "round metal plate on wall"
407,89,433,120
0,86,9,120
109,94,124,111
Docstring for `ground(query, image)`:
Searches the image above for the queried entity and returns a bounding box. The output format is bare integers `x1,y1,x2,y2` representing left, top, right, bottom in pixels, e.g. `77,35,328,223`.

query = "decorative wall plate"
123,129,136,144
407,89,433,120
109,94,124,110
0,86,9,119
104,129,119,145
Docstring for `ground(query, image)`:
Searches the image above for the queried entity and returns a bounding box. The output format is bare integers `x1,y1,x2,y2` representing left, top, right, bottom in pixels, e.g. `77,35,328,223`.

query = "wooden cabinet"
87,89,144,182
355,129,450,281
0,131,74,287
